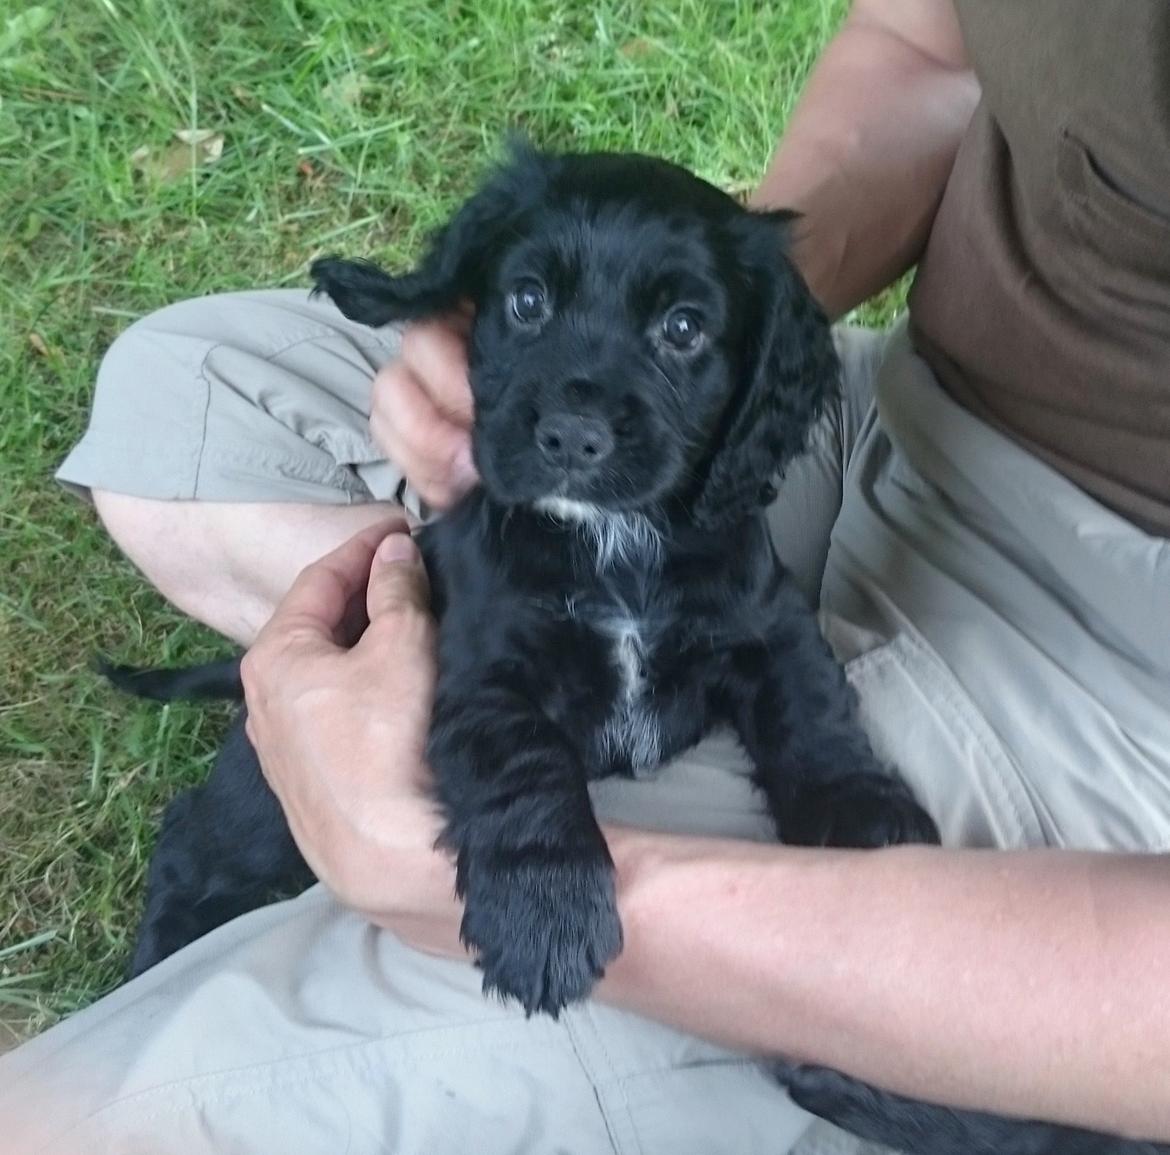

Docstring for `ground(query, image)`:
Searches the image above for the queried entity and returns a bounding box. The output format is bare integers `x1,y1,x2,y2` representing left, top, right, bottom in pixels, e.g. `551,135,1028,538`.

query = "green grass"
0,0,874,1039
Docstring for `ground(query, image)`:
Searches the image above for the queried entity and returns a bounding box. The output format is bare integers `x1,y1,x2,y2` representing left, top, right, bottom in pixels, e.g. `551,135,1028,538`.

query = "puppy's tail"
96,656,244,703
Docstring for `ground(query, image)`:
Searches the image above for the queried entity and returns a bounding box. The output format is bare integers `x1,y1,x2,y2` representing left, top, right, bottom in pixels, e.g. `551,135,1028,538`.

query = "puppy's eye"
662,308,703,351
510,280,548,324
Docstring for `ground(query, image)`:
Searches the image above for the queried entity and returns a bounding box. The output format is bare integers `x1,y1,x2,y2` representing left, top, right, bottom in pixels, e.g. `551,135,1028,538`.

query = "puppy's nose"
535,413,615,470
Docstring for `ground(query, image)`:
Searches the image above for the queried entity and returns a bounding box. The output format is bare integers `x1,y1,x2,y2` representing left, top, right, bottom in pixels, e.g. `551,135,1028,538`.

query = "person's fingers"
365,532,432,623
399,317,474,427
368,313,478,509
242,521,404,751
370,362,477,509
253,517,409,653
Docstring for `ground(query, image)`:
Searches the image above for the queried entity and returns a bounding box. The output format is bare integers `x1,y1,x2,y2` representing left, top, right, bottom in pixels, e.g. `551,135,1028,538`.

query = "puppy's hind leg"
781,1064,1169,1155
128,712,313,978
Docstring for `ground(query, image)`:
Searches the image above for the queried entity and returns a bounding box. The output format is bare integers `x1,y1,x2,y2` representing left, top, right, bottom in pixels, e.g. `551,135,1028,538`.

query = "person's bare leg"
93,491,406,646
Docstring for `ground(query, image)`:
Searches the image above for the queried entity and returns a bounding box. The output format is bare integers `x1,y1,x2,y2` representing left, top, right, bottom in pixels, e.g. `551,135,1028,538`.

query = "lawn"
1,0,863,1041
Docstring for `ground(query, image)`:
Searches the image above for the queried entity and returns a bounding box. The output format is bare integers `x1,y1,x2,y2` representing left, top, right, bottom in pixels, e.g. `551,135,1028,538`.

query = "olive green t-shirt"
909,0,1170,536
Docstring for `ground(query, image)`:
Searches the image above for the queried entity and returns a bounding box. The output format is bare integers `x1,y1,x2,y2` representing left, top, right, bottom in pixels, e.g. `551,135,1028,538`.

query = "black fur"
126,710,312,978
779,1065,1169,1155
97,655,242,702
107,143,1164,1153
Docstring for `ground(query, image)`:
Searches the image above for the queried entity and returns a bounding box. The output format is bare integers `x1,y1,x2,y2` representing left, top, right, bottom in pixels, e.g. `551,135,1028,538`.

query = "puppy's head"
313,141,838,530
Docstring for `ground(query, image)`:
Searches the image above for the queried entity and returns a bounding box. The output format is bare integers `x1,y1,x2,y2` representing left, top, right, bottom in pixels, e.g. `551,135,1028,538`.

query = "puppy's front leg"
729,606,939,850
427,677,622,1017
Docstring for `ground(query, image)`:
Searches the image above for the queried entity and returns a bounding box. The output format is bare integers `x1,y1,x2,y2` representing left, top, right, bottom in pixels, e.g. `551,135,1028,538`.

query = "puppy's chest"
542,582,699,779
591,604,659,774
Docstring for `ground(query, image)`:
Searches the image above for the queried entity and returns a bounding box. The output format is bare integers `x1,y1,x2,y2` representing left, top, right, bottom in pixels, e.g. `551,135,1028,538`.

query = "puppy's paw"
459,844,623,1017
783,773,940,849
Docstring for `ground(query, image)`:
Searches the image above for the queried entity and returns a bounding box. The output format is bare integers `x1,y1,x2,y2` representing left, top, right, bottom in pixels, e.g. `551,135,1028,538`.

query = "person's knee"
91,491,269,643
93,489,207,603
94,298,204,385
91,493,403,645
93,489,179,558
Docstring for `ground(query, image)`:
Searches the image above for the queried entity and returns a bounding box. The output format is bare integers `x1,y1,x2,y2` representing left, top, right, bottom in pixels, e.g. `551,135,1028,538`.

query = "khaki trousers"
4,292,1164,1154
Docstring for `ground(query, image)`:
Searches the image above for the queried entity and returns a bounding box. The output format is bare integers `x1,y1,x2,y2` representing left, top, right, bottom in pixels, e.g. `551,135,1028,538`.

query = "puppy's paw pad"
460,847,622,1017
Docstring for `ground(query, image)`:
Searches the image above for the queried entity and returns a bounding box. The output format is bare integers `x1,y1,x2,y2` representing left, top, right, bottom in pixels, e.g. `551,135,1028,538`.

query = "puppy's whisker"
651,360,680,395
498,505,515,546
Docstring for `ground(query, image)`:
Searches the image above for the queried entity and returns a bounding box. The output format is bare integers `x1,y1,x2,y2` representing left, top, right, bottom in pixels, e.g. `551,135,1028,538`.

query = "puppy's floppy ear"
310,138,552,327
691,210,840,531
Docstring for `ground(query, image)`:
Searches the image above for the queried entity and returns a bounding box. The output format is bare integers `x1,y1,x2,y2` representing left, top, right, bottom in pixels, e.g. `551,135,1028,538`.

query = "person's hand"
240,518,467,957
371,311,479,510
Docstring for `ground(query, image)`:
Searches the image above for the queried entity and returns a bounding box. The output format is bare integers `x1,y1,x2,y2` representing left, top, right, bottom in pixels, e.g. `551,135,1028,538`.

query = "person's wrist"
308,780,447,919
368,794,452,908
362,804,465,956
599,827,804,1043
601,826,700,996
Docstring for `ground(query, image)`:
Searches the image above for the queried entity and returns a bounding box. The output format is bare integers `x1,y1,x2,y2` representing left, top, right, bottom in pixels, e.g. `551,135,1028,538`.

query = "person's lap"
5,288,1166,1154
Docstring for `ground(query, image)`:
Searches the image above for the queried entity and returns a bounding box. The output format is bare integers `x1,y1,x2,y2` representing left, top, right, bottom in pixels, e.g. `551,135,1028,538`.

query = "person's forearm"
601,831,1170,1140
752,0,980,317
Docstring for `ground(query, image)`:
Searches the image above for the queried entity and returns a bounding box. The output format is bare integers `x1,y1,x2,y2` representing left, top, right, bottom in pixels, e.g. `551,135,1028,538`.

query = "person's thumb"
366,532,431,623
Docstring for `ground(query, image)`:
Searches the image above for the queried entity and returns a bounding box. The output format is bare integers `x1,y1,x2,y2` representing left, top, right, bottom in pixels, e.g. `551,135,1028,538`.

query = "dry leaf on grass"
618,38,654,59
131,128,225,184
323,73,369,106
27,331,67,371
296,158,327,188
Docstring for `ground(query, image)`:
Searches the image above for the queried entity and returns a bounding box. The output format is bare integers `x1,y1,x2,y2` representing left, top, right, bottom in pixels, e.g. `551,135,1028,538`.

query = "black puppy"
106,144,1164,1154
119,141,937,987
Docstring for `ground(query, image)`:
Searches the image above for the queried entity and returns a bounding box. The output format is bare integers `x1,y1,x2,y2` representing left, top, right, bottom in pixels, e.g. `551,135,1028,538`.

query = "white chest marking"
533,497,663,571
533,499,664,771
599,615,660,774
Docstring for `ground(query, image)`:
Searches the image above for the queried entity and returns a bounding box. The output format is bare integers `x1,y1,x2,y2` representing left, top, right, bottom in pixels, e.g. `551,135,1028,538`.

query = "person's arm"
243,532,1170,1143
600,830,1170,1141
752,0,980,317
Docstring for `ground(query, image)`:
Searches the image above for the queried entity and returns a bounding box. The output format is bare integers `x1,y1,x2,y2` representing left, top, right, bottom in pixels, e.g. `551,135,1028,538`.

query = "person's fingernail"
453,444,477,488
376,534,420,565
